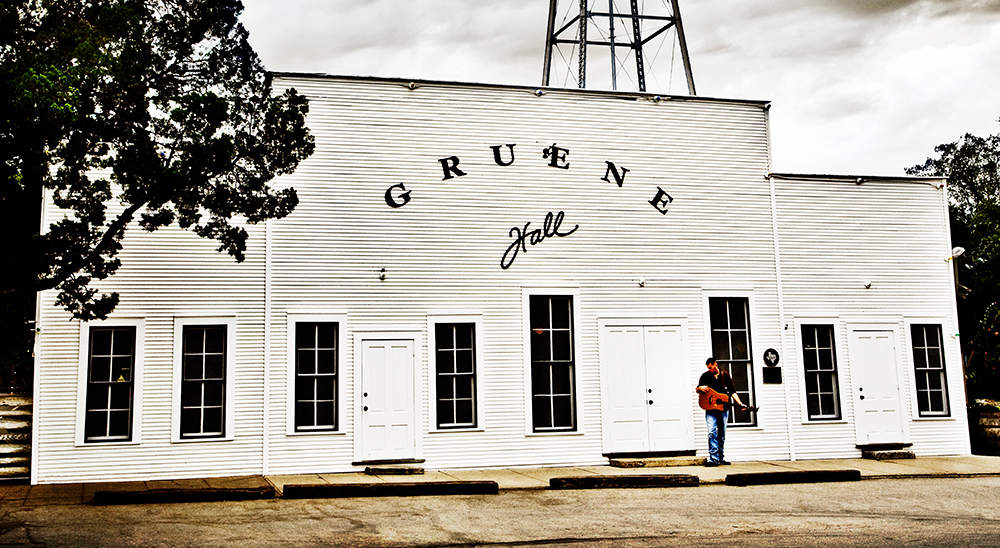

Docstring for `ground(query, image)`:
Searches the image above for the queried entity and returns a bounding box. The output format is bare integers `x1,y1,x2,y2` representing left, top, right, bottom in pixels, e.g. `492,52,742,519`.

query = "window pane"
530,331,551,362
85,410,108,439
91,330,113,356
202,407,223,435
531,364,551,395
438,399,455,425
437,375,455,400
454,350,474,374
108,410,130,438
204,355,225,380
436,350,455,374
180,408,201,435
90,357,111,383
297,350,316,375
435,324,453,347
295,323,315,349
454,377,474,399
728,300,747,329
454,400,474,425
184,355,204,381
529,296,550,328
316,377,335,401
550,298,572,329
111,329,134,355
802,326,816,349
109,383,131,409
709,299,728,331
551,364,572,394
818,350,834,371
296,402,314,427
551,331,572,361
203,382,224,407
316,323,337,347
533,394,552,427
711,332,731,361
316,350,337,375
454,324,475,349
552,395,573,427
730,331,749,360
204,328,225,354
316,402,334,427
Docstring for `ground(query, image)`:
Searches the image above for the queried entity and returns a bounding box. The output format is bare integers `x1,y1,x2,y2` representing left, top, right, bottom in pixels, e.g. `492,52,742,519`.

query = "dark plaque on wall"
762,367,782,384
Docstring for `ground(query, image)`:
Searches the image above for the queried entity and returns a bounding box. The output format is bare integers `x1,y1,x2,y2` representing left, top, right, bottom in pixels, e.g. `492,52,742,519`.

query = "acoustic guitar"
698,387,759,413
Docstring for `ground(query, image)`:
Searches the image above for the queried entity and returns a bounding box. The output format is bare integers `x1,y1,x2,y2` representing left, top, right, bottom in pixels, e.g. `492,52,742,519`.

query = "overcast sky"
240,0,1000,176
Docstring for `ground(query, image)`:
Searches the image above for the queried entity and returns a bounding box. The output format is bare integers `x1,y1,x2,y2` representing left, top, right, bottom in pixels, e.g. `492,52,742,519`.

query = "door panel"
849,328,906,445
361,339,415,461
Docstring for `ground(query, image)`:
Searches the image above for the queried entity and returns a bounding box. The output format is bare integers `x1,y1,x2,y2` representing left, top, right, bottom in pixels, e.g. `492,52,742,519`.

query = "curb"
724,469,861,486
282,480,499,499
549,474,699,489
92,486,276,505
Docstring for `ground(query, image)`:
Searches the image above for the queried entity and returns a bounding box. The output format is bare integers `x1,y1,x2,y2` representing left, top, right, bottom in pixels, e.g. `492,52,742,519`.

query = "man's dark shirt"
698,369,735,397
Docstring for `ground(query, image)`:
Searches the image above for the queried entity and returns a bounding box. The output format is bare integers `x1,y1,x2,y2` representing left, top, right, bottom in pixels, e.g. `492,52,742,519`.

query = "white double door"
603,325,694,453
359,338,416,462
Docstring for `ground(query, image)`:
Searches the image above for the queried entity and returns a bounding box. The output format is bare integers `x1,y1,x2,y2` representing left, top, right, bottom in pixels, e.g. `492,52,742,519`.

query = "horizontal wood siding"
773,176,968,458
34,205,268,483
264,76,776,473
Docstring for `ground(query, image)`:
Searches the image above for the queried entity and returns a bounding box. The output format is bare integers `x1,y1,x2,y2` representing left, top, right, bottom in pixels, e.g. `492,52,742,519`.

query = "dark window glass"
85,327,135,442
529,296,576,431
911,324,950,417
708,297,755,425
801,324,841,420
295,322,338,431
180,326,226,438
435,323,477,428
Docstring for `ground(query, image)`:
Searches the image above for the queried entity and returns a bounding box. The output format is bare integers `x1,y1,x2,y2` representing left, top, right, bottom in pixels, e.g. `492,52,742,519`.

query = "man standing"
696,357,747,466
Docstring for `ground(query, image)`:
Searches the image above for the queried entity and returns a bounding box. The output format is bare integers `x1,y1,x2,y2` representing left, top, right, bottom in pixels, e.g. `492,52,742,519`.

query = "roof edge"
270,71,771,107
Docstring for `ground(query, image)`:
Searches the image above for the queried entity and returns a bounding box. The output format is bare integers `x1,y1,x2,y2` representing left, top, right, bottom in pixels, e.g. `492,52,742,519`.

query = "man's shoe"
704,461,719,467
719,460,732,465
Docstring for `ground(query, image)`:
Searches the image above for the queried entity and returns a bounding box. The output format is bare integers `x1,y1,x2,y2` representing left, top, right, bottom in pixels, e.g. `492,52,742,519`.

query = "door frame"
352,331,424,463
846,322,910,446
597,317,693,454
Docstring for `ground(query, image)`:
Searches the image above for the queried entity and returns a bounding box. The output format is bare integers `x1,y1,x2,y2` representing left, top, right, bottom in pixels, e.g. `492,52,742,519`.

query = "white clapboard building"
31,74,969,484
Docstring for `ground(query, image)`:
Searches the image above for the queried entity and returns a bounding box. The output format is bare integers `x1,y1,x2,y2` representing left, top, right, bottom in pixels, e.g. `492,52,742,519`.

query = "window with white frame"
434,323,477,429
529,295,576,431
84,326,136,442
180,325,227,439
294,322,338,431
911,324,950,417
708,297,756,425
801,324,841,420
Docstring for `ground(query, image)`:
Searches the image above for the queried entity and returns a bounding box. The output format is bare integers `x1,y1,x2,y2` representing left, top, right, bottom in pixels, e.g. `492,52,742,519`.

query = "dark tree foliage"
0,0,314,390
907,119,1000,401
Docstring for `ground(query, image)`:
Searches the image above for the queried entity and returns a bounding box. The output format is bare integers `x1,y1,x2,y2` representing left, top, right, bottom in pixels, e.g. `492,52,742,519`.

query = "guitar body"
699,388,730,412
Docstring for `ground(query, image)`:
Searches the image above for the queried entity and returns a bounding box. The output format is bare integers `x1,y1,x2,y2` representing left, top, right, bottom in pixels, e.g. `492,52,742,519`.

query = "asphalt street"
1,476,998,547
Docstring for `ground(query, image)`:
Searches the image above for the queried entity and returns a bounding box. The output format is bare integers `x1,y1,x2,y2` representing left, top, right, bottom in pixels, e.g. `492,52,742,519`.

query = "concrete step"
365,466,424,475
862,449,916,460
609,456,707,468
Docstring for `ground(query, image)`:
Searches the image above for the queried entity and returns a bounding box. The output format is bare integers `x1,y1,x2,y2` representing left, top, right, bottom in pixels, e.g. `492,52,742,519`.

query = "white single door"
849,328,906,445
361,339,415,461
604,325,693,453
643,327,691,451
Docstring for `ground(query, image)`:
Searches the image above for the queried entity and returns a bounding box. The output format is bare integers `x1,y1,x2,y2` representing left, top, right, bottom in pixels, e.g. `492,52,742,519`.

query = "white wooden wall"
31,75,968,484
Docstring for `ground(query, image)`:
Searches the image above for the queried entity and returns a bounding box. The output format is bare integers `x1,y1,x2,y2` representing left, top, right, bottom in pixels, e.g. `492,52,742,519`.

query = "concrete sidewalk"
1,455,997,507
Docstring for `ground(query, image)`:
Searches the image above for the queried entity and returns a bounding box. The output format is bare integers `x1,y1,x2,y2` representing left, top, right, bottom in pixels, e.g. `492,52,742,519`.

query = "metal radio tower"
542,0,696,95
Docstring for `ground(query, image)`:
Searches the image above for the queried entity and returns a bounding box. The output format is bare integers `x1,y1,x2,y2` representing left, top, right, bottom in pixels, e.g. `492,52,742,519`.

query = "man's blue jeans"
705,409,728,464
